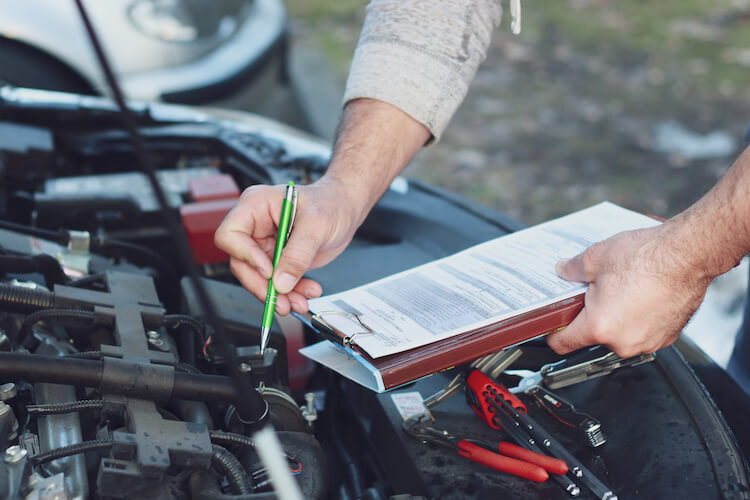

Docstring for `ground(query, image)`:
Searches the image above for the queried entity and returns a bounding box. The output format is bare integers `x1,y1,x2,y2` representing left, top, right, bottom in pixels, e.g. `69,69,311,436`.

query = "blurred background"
285,0,750,224
1,0,749,364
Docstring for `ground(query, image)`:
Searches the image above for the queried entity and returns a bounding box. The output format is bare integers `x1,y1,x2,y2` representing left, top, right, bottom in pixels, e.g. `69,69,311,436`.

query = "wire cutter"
403,413,563,482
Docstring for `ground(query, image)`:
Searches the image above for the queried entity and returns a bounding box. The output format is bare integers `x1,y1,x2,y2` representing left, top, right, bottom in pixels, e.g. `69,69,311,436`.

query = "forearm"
663,145,750,280
320,98,430,227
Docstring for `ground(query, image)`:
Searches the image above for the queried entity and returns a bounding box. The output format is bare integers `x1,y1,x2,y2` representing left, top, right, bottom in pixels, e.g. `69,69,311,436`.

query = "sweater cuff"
343,40,472,144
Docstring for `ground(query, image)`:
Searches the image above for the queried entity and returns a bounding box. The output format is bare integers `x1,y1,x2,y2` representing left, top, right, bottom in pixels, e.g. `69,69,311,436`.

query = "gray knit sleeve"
343,0,503,142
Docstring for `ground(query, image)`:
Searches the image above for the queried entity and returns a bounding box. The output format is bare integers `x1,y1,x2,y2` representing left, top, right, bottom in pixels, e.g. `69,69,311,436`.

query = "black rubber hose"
189,471,277,500
30,439,113,466
0,254,68,288
0,353,266,409
19,308,96,347
0,284,54,314
62,351,203,375
212,444,250,495
67,273,107,288
26,400,104,416
63,351,102,360
0,353,102,388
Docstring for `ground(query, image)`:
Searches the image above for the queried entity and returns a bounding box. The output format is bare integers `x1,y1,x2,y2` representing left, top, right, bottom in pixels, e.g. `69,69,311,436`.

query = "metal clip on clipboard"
312,311,377,348
292,311,376,349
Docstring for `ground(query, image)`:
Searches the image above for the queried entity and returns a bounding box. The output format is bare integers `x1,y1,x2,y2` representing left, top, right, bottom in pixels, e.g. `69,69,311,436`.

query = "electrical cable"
212,444,251,495
72,0,267,426
30,439,113,466
18,308,96,348
26,399,104,416
209,431,300,466
0,283,54,314
0,220,66,244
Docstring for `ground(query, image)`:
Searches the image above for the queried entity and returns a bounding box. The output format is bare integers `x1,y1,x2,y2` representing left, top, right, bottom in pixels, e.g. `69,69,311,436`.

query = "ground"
285,0,750,224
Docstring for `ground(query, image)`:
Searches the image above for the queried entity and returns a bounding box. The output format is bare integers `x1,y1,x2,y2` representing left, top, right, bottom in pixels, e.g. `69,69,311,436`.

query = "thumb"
273,227,324,294
556,250,593,283
545,306,596,354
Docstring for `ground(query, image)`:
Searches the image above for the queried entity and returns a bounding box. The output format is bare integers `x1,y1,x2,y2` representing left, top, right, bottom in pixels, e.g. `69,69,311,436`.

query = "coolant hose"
0,353,267,418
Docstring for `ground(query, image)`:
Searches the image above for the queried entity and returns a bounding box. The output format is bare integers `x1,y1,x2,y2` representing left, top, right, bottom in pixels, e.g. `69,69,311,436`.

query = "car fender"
0,0,107,94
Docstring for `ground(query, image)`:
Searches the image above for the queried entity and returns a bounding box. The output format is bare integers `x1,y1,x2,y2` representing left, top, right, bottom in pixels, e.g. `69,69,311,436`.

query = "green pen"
260,181,298,354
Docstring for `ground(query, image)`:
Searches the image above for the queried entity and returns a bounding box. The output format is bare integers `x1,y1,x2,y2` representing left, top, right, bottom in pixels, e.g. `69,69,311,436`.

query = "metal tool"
468,370,618,500
423,347,523,408
466,370,580,497
507,346,656,393
403,413,556,483
527,385,606,448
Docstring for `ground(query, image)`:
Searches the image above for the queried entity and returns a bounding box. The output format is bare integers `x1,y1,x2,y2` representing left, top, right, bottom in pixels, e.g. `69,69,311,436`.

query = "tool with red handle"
466,369,580,496
402,414,554,483
457,440,548,482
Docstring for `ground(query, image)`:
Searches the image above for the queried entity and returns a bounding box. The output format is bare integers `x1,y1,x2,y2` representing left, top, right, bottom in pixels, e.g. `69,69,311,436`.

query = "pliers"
402,413,564,482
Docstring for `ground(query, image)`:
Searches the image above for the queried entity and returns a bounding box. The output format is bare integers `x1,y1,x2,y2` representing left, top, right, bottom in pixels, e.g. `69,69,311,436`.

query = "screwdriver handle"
498,441,568,475
458,440,548,483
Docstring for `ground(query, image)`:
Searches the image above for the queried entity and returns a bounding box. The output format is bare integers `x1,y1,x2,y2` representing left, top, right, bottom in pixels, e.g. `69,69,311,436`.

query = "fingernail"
555,259,569,275
275,273,296,293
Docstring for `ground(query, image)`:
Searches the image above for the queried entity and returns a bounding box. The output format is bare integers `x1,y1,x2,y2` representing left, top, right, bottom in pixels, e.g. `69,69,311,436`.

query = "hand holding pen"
214,180,361,318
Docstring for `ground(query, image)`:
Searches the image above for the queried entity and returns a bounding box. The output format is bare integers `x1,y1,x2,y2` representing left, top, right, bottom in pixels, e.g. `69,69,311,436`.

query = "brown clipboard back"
312,294,585,391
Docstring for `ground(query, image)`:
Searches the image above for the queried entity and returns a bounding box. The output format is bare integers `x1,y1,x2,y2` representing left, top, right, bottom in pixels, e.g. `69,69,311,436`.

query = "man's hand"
546,225,712,358
214,179,361,316
548,146,750,357
215,98,430,315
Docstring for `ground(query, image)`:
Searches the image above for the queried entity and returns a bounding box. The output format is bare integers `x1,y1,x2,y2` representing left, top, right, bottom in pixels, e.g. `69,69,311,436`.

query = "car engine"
0,87,334,500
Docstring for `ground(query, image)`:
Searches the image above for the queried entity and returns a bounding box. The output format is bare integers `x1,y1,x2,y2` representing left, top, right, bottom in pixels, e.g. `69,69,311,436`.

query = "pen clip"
286,186,298,241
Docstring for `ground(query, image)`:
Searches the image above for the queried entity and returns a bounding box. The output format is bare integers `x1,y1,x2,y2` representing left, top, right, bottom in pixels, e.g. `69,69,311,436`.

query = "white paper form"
308,202,660,358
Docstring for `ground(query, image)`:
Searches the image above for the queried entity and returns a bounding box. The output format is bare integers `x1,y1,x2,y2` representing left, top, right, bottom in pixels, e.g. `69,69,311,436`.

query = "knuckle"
612,345,640,358
587,318,613,346
239,184,270,199
580,243,604,275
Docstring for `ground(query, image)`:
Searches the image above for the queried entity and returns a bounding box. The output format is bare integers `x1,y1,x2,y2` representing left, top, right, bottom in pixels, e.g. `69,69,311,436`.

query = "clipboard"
298,295,585,392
